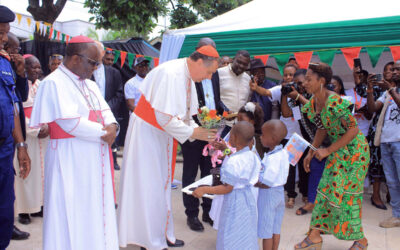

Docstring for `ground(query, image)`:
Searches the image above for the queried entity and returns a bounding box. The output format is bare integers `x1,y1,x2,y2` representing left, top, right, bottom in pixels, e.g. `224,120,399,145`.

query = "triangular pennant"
48,27,54,39
35,21,40,32
389,46,400,62
341,47,362,69
106,47,113,51
273,54,291,75
120,51,127,67
113,50,120,64
61,33,66,43
16,14,22,25
366,47,384,68
56,31,60,41
294,51,313,69
136,54,144,58
144,56,153,65
127,53,135,68
254,55,269,65
317,50,336,66
42,25,47,36
26,17,32,27
154,57,159,67
65,35,70,44
53,30,57,40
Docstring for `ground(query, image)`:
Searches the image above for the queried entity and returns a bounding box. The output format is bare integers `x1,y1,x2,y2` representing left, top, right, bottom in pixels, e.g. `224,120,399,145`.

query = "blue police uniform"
0,53,19,250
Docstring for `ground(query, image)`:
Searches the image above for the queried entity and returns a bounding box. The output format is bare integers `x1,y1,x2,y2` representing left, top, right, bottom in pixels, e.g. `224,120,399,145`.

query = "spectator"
218,55,231,68
48,54,63,73
102,49,115,66
14,55,48,225
124,57,150,113
249,58,277,122
93,41,124,171
367,60,400,228
366,62,394,211
331,75,346,95
215,50,251,137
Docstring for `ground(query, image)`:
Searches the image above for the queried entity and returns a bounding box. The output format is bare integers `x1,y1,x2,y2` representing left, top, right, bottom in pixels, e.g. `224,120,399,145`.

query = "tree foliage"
169,4,199,29
84,0,168,36
190,0,252,21
27,0,67,24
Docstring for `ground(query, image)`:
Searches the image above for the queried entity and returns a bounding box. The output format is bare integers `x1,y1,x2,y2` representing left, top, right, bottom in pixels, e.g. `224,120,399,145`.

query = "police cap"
0,6,15,23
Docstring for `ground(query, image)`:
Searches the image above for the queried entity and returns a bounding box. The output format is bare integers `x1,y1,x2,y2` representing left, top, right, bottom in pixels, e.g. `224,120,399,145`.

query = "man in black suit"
93,42,124,170
181,38,228,232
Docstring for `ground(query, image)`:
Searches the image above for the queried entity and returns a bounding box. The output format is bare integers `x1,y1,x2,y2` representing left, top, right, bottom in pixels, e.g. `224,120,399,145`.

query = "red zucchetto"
68,35,95,44
196,45,219,58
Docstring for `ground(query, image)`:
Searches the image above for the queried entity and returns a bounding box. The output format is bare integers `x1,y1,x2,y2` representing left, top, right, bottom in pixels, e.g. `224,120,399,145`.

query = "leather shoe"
114,162,120,170
11,226,30,240
187,217,204,231
202,213,214,226
371,197,387,210
167,238,184,247
31,206,43,217
18,213,31,225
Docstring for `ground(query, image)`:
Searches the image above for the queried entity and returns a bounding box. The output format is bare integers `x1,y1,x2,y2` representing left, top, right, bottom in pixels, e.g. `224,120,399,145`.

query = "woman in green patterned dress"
295,63,370,250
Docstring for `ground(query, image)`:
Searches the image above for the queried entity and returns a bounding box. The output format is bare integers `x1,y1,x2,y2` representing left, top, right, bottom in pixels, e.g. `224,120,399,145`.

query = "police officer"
0,5,31,250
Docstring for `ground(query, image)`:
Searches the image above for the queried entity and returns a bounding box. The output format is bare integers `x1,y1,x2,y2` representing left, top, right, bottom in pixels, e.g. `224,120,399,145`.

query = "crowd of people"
1,4,400,250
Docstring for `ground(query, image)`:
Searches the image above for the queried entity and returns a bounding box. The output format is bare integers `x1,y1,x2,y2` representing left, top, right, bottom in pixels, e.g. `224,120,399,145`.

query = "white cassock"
118,58,198,250
30,64,118,250
14,79,48,214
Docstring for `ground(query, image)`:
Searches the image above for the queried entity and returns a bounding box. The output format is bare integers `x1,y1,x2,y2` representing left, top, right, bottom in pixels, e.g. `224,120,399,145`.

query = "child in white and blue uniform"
193,121,261,250
256,120,290,250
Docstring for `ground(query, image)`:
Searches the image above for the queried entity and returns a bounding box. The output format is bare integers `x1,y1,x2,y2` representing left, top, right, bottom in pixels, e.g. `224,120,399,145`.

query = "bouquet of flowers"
197,106,228,129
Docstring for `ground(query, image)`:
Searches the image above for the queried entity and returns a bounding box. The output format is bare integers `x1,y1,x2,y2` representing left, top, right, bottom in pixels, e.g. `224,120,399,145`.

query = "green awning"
178,15,400,58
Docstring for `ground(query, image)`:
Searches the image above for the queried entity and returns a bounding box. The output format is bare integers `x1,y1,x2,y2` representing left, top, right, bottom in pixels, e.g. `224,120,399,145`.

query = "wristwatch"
113,122,120,136
15,142,28,149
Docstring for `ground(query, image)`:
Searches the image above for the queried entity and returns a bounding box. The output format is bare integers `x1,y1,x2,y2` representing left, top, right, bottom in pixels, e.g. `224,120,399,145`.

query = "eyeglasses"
105,50,114,55
77,54,101,67
50,54,63,60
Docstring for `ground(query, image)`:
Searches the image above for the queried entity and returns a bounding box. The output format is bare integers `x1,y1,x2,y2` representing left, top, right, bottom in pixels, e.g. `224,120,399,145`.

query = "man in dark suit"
92,42,124,170
181,38,228,232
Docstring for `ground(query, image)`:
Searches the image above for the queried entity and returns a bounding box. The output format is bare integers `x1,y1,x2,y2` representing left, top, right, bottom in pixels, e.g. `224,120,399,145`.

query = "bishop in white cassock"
30,36,119,250
117,44,220,250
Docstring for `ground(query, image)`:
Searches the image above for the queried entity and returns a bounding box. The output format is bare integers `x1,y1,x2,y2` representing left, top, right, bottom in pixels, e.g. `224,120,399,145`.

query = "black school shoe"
202,212,214,226
187,217,204,231
18,213,31,225
167,239,185,247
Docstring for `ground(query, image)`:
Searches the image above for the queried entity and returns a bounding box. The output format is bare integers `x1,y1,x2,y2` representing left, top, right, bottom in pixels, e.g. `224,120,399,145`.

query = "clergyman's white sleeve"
55,118,106,143
155,111,194,144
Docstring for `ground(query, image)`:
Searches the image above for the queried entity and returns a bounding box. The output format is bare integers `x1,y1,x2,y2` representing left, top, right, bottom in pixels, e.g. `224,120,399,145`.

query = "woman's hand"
315,148,330,161
303,150,315,173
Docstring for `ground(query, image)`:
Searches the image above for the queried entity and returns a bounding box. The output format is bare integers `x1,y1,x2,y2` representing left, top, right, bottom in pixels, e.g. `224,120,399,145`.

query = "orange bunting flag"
16,14,22,25
56,31,60,41
389,46,400,62
136,54,144,58
48,27,54,39
254,55,269,65
153,57,159,67
65,35,70,44
35,21,40,32
341,47,362,69
26,17,32,27
196,45,219,58
294,51,313,69
120,51,127,67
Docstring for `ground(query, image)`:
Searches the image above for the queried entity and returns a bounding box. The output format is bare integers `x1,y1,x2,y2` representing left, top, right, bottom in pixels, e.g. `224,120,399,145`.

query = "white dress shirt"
92,64,106,97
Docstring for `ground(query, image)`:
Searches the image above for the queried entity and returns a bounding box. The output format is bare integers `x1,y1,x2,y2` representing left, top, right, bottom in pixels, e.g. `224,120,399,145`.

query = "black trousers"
181,140,212,218
282,139,309,199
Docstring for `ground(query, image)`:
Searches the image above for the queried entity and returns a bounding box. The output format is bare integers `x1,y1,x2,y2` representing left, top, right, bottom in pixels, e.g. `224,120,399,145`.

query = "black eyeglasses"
50,54,63,60
105,50,114,55
77,54,101,67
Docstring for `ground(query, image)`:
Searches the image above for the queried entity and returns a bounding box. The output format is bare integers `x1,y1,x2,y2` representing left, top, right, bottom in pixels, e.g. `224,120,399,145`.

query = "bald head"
25,55,40,66
25,55,41,82
5,32,20,54
94,40,105,58
196,37,216,49
231,121,255,147
261,119,287,147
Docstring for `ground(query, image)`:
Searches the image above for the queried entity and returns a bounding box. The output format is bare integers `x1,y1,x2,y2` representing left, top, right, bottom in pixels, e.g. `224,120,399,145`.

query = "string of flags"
254,45,400,75
14,13,160,69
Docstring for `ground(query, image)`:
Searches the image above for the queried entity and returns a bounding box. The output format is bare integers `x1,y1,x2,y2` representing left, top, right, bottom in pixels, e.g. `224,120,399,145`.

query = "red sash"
48,110,116,202
135,96,179,181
